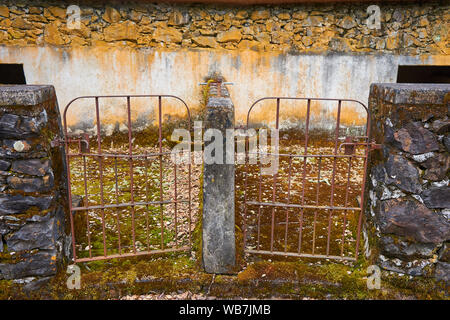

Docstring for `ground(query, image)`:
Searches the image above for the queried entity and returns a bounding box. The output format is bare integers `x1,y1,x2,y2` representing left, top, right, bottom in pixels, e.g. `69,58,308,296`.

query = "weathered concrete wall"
202,80,236,274
0,1,448,130
0,85,69,289
367,83,449,283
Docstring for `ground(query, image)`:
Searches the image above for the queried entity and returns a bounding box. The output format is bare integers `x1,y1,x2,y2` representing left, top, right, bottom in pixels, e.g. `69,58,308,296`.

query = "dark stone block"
393,122,439,155
12,159,51,176
0,194,53,215
0,111,47,138
7,173,54,193
431,119,450,135
0,250,57,280
23,276,52,291
421,187,450,209
0,114,19,136
0,160,11,171
438,243,450,263
435,262,450,283
379,235,437,260
371,163,386,185
0,221,11,235
5,213,56,252
378,255,432,276
423,154,450,181
385,154,421,193
378,198,450,243
18,111,48,136
444,134,450,152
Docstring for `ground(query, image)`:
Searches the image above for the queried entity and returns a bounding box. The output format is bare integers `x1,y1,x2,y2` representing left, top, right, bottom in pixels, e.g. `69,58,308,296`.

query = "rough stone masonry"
0,85,69,288
367,83,450,283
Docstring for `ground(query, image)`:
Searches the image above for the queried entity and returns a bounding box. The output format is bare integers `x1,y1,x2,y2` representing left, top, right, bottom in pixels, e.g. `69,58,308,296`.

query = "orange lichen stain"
420,54,450,65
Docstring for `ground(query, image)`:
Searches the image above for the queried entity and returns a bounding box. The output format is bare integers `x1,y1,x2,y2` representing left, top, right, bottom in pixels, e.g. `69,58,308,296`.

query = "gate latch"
369,140,381,151
343,137,355,155
51,134,90,153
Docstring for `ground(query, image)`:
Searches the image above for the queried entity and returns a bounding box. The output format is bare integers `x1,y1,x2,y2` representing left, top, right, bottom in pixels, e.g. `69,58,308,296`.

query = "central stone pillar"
202,79,236,274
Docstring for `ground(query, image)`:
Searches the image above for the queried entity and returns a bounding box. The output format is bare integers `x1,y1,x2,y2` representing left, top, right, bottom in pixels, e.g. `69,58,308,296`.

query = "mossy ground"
1,250,447,300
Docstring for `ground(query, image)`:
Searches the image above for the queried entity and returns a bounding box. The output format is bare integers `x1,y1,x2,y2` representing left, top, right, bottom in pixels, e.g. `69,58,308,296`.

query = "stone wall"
0,1,447,54
0,85,69,288
367,83,449,283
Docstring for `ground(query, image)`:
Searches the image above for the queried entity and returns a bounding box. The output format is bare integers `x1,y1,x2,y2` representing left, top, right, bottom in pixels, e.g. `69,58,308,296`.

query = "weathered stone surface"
11,159,50,176
0,194,53,215
394,122,439,155
0,160,11,171
217,28,242,43
379,235,437,260
102,7,121,23
434,262,450,282
0,85,55,106
438,243,450,262
444,134,450,152
338,16,356,29
422,154,450,181
378,198,450,243
421,187,450,209
104,21,138,41
385,154,421,193
11,17,32,30
44,22,65,45
168,10,190,26
192,36,218,48
0,3,446,53
0,5,9,17
22,276,52,291
372,84,450,105
0,251,57,279
378,254,433,276
6,213,55,252
251,10,270,20
153,26,182,43
203,80,235,274
0,140,46,160
0,114,19,136
431,119,450,135
47,6,66,19
7,173,54,193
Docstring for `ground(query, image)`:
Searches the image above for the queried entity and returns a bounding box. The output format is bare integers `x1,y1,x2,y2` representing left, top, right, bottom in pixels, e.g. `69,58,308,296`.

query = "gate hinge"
50,137,64,147
369,140,381,151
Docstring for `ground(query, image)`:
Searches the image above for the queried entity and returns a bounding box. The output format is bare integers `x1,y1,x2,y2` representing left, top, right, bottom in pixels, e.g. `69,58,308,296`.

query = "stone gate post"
202,80,236,274
367,83,449,282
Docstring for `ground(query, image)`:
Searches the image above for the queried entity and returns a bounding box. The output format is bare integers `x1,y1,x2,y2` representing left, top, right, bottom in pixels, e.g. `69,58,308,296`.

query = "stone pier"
367,83,450,282
0,85,69,289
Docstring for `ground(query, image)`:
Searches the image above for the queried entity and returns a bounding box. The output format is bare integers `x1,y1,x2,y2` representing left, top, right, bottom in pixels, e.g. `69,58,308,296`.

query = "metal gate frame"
242,97,379,261
62,95,192,263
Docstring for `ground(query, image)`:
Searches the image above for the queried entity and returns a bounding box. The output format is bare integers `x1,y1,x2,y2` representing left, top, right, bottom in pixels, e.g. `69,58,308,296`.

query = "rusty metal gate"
62,95,193,263
241,97,379,261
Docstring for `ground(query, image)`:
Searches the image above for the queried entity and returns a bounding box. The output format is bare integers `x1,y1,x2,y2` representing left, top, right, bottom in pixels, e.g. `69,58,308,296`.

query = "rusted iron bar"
63,95,192,263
